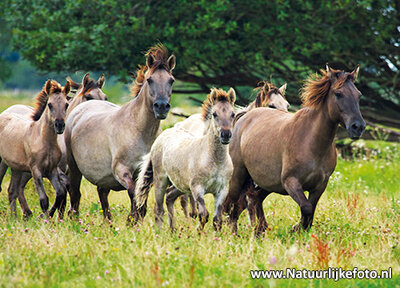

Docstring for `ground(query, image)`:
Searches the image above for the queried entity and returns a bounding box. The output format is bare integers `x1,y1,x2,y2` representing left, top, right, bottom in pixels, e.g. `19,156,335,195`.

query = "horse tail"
135,153,153,209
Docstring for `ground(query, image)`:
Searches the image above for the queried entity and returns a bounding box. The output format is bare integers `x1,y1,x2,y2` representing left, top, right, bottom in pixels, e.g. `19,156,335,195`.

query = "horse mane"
233,81,284,125
32,80,62,121
130,43,171,97
253,81,285,107
67,76,100,97
201,88,230,120
301,69,352,109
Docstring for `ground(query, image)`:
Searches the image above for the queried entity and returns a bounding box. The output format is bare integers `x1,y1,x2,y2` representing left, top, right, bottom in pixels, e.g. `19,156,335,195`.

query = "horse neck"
66,97,82,117
120,84,160,139
304,101,338,156
204,121,228,164
35,109,58,145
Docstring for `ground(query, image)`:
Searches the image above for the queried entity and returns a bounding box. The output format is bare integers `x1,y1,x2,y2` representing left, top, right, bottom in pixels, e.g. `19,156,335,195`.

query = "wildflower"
96,276,101,280
44,219,48,224
214,236,221,241
269,256,277,265
105,270,109,275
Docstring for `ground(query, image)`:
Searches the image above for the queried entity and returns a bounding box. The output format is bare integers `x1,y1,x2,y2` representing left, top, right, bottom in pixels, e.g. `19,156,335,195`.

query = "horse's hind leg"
0,159,8,193
17,172,33,219
97,187,112,220
166,187,184,231
179,194,189,218
189,194,197,218
8,170,22,217
191,185,208,230
48,169,67,219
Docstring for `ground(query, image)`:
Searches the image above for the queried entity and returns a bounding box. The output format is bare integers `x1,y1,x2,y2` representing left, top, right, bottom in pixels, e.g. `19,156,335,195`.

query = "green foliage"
2,0,400,113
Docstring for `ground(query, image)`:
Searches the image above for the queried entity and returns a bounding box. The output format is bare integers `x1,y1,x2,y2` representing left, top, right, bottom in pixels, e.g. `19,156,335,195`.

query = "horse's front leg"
48,169,67,219
213,186,229,231
191,185,208,230
114,163,139,223
97,187,112,220
283,176,313,231
31,167,49,217
299,182,328,230
8,170,22,217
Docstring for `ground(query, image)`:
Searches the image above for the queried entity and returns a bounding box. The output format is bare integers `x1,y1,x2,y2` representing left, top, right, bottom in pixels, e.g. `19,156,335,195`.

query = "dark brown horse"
224,65,365,235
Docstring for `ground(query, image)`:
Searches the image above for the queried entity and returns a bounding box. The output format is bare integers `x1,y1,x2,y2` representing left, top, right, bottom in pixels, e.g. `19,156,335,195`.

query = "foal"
0,80,70,218
173,81,288,219
225,65,365,235
135,88,236,231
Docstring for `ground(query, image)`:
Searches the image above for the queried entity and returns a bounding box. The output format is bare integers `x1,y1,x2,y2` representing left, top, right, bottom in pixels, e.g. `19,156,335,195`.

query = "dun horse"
173,81,289,219
135,88,236,231
0,73,106,217
225,65,365,235
0,80,70,218
64,44,175,221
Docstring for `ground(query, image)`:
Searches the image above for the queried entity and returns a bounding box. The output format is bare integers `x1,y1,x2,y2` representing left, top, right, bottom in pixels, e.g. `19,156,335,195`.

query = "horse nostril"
165,103,170,109
154,102,160,109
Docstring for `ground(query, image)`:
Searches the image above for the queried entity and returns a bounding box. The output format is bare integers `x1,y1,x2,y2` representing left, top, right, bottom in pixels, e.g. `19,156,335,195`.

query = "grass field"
0,92,399,287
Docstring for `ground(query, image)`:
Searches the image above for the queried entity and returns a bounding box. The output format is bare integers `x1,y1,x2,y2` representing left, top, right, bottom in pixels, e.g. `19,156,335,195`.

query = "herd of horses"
0,44,366,235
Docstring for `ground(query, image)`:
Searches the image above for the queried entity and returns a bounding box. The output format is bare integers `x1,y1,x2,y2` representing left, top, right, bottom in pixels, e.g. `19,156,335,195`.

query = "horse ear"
278,83,287,95
44,80,52,94
66,77,80,90
63,81,71,95
146,54,155,69
97,73,105,88
351,65,359,82
227,88,236,104
326,63,334,78
167,55,176,71
82,73,90,87
210,89,218,104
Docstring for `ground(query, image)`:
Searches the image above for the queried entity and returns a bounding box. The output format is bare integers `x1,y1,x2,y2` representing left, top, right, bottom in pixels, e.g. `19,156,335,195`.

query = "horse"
0,73,107,217
0,80,70,218
172,81,289,219
135,88,236,231
64,44,176,221
224,65,365,235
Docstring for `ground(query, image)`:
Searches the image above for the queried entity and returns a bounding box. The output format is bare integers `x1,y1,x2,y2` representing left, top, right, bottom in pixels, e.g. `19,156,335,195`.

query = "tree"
3,0,400,126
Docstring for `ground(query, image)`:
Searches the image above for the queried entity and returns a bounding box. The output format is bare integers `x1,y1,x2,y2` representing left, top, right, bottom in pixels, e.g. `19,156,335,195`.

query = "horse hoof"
23,211,33,221
291,224,301,233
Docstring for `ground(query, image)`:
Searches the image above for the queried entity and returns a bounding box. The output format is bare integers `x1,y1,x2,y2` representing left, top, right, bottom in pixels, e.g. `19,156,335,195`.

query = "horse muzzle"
54,119,65,134
346,119,366,140
220,129,232,145
153,100,170,120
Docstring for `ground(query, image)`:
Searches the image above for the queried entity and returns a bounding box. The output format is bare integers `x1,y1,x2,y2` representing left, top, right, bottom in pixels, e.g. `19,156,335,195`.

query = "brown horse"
0,80,70,218
65,44,175,221
225,65,365,235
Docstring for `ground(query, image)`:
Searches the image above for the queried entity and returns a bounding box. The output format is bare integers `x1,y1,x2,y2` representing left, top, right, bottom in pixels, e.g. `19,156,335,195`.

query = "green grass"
0,93,399,287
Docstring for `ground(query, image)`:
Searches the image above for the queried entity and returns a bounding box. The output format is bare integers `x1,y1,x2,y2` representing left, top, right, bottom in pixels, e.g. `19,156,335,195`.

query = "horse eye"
231,112,235,118
147,78,153,84
269,104,276,109
212,112,218,118
85,95,93,101
169,78,175,84
65,103,69,110
335,92,343,98
48,103,53,110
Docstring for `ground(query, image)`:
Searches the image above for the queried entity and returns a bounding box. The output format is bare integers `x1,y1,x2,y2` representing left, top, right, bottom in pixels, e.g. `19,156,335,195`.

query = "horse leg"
166,187,184,232
113,164,140,223
246,184,257,226
67,152,82,218
179,194,189,218
17,172,33,219
282,177,313,231
300,184,327,230
0,159,8,193
253,189,271,236
213,187,228,231
191,185,208,230
8,170,22,217
97,187,112,220
30,167,49,217
48,169,67,219
189,194,197,219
